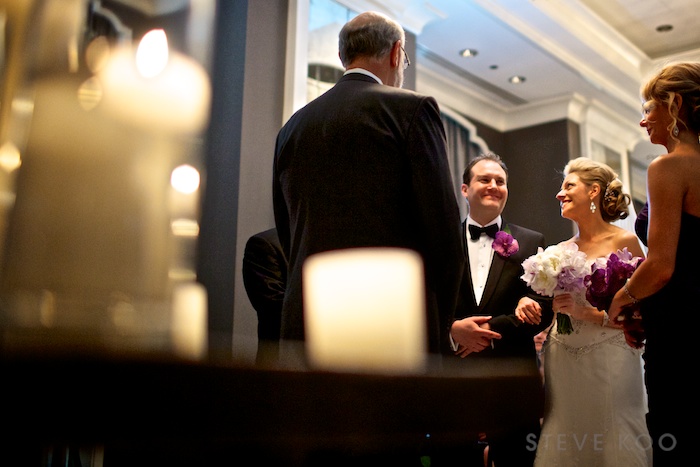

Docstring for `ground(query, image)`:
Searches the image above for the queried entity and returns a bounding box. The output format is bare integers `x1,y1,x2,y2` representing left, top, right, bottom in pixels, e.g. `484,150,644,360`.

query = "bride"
518,157,651,466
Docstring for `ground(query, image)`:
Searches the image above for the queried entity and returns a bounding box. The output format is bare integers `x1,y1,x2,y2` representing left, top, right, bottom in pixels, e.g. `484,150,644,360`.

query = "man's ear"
390,40,402,68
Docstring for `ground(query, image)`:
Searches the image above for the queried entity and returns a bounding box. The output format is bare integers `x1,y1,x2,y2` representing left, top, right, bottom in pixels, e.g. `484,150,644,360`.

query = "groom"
449,152,553,466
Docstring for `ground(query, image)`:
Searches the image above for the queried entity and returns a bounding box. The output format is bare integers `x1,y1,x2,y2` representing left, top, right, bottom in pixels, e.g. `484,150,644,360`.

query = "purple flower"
493,230,519,257
557,265,589,292
586,248,644,311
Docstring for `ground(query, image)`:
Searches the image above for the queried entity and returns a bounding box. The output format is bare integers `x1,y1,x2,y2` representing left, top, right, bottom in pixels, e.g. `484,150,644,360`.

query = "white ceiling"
338,0,700,125
582,0,700,59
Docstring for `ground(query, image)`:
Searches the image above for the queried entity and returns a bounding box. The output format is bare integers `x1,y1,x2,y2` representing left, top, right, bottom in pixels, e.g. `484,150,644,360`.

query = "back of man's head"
338,11,404,68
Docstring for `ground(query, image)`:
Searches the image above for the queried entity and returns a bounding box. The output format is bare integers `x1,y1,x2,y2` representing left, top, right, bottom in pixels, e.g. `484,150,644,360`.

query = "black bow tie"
469,224,499,240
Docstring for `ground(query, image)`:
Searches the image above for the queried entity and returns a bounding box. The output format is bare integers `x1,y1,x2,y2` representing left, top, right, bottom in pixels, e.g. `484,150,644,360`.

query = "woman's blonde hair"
563,157,630,223
642,62,700,141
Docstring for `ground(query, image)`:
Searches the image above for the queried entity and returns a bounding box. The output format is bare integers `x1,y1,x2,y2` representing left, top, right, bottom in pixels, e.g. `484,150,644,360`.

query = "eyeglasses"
400,45,410,70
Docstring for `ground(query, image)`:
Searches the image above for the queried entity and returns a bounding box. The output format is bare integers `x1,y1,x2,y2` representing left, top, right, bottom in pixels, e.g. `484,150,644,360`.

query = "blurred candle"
97,29,211,135
169,163,201,217
303,247,427,373
0,2,213,356
171,282,207,360
136,29,169,78
170,164,200,194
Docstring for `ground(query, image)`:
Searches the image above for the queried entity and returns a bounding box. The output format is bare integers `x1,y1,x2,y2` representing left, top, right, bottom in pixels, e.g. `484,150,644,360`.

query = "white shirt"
466,215,501,304
449,215,503,352
344,68,382,84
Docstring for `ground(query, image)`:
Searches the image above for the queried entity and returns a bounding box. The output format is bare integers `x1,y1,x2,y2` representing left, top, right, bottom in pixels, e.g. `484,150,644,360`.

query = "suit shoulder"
388,89,442,122
367,83,437,105
507,223,545,240
395,88,438,107
245,228,282,252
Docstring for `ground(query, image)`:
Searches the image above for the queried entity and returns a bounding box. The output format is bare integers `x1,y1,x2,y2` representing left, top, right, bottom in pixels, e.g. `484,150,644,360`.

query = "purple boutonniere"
492,229,519,258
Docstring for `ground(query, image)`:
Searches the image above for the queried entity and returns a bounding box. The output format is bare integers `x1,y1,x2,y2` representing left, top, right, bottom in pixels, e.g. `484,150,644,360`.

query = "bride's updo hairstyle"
641,62,700,141
563,157,630,223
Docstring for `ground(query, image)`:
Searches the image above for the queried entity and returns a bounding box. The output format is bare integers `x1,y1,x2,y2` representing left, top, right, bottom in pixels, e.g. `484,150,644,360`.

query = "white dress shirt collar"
466,215,502,232
344,68,383,85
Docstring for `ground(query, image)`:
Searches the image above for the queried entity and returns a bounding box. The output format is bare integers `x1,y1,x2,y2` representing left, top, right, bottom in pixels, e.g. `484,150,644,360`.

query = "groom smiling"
449,152,553,466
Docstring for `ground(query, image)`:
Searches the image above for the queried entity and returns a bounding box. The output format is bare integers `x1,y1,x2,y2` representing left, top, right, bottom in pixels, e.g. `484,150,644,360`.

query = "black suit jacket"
242,228,287,342
273,72,465,354
455,220,553,358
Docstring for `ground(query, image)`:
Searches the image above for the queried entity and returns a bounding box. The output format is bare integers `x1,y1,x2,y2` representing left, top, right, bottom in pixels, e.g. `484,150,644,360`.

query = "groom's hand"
451,316,502,358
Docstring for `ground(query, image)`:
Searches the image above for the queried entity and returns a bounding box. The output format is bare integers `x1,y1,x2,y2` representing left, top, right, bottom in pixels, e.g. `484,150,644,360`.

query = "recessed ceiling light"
656,24,673,33
459,48,478,58
509,76,526,84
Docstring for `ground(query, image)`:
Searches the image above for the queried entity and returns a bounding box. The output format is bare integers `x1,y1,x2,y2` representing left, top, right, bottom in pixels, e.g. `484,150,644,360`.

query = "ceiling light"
656,24,673,33
509,76,526,84
459,48,478,58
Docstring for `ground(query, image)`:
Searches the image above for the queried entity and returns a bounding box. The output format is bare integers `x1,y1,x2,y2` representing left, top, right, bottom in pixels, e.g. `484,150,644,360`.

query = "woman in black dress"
609,62,700,466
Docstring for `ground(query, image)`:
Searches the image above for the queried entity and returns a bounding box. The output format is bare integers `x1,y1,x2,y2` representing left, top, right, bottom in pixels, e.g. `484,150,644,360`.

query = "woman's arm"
609,156,680,319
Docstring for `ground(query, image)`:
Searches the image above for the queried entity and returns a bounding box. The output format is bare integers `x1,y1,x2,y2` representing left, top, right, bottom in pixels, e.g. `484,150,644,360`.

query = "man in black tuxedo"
273,11,464,358
242,228,287,365
449,152,553,466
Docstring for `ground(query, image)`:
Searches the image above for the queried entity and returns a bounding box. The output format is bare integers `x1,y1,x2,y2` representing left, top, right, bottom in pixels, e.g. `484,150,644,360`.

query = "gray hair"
338,12,405,67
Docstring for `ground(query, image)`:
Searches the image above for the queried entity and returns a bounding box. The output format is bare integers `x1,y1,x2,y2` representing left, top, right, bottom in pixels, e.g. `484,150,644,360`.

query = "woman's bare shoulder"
612,227,645,257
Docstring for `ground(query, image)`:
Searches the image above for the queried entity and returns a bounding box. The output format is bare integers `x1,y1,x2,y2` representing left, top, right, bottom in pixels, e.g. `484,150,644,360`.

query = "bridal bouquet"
586,247,644,311
520,243,589,334
586,248,645,347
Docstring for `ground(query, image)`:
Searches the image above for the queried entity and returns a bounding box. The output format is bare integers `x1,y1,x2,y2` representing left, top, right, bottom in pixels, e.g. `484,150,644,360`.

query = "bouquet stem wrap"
553,289,576,335
556,312,573,335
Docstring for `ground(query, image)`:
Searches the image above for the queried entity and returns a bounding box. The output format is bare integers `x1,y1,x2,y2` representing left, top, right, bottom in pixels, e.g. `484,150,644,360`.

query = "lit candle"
97,29,211,135
303,247,427,373
171,282,208,360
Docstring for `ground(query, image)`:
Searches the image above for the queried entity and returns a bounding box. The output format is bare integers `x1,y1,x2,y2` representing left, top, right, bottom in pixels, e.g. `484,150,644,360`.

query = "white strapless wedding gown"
534,286,652,466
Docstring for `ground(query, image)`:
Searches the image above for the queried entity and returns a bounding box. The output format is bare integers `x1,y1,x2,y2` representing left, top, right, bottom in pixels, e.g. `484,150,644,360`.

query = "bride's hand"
552,293,575,316
554,293,606,323
515,296,542,324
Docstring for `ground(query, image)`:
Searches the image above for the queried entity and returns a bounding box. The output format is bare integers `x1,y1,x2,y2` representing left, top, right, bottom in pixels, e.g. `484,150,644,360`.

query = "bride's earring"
673,125,680,137
590,200,596,213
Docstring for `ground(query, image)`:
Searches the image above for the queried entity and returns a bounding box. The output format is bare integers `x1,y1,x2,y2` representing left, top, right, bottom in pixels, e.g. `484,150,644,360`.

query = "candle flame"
171,164,200,194
0,141,22,172
136,29,169,78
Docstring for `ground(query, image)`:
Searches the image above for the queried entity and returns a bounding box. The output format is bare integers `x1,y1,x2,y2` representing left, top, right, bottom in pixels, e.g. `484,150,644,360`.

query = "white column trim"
283,0,310,123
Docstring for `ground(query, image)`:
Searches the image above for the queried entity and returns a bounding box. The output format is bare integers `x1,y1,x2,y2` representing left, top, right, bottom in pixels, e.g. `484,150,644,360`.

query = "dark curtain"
441,113,472,220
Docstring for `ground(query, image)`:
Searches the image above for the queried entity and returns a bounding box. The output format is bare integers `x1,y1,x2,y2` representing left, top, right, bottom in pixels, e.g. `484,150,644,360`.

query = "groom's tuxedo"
455,220,553,358
454,218,552,467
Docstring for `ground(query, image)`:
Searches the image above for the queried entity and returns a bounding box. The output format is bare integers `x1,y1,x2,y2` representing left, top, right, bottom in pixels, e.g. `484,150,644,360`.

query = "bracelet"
623,283,640,304
601,311,609,327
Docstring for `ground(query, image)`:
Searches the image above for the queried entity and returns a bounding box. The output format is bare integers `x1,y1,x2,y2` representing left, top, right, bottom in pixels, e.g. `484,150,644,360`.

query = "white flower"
520,243,588,297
